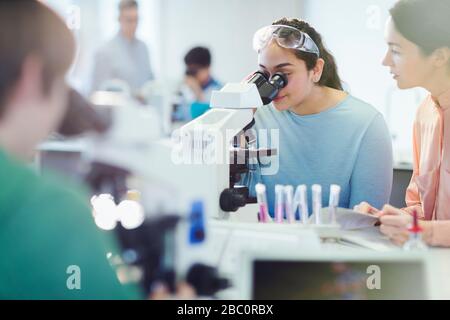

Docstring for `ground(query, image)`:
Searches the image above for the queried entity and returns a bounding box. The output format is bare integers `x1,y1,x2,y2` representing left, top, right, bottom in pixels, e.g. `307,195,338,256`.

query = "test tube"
296,185,309,224
255,183,269,223
328,184,341,225
284,185,295,223
274,185,284,223
312,184,322,225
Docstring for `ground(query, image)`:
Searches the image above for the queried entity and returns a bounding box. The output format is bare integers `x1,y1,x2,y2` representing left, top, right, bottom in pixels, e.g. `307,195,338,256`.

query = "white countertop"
208,221,450,299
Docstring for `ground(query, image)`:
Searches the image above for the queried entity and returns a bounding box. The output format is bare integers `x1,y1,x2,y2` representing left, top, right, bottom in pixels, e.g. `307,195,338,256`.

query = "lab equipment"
255,184,269,223
284,185,295,223
274,185,284,223
246,71,288,105
58,88,111,137
115,214,181,294
403,209,428,251
253,24,320,57
116,190,145,230
47,69,288,296
84,69,286,283
312,184,322,224
186,264,230,298
176,70,286,220
189,201,206,245
53,90,228,296
295,185,309,224
328,184,341,225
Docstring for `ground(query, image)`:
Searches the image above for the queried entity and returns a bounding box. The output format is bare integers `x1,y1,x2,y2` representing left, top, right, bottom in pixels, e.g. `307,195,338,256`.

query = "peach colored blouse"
404,88,450,246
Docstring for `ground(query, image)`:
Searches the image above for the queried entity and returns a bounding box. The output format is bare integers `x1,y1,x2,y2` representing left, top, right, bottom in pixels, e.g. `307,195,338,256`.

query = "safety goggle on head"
253,24,320,57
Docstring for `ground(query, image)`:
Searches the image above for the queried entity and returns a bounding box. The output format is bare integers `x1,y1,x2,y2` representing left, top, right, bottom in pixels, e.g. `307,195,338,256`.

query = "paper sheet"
309,207,379,230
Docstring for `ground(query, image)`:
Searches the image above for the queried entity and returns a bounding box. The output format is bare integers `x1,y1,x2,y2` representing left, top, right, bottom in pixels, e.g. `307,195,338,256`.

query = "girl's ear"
312,58,325,83
432,47,450,68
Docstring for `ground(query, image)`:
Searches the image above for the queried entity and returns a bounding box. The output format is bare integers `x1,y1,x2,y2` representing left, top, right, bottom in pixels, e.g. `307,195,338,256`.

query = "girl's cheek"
392,55,403,67
283,81,296,93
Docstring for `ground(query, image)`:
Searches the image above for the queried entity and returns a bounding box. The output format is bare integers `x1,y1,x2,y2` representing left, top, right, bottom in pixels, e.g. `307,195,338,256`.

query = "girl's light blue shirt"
244,95,393,216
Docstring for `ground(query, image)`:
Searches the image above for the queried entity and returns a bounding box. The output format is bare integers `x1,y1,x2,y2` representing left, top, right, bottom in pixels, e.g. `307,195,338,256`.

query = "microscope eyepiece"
270,72,288,90
247,71,289,105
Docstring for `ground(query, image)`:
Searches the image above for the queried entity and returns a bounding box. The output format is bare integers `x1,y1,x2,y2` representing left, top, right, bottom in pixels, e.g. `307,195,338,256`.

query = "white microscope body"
86,75,285,277
88,83,264,219
164,82,264,220
89,71,286,223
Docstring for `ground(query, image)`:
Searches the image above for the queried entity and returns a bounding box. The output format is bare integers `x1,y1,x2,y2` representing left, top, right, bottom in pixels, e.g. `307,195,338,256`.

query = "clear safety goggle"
253,25,320,57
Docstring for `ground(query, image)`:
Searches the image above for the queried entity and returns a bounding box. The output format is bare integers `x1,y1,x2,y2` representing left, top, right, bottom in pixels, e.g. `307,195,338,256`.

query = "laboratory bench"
209,219,450,300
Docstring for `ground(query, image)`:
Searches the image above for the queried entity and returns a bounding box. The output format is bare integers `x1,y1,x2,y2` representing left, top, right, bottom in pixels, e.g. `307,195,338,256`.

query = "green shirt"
0,149,142,299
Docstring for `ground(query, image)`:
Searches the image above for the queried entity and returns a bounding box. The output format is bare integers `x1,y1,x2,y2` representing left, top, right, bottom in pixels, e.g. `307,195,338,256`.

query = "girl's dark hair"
390,0,450,55
272,18,343,91
184,47,212,68
119,0,138,13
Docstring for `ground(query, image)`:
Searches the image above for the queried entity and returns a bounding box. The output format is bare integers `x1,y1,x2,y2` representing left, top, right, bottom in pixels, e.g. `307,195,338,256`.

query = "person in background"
91,0,154,95
173,47,222,122
355,0,450,247
0,0,141,299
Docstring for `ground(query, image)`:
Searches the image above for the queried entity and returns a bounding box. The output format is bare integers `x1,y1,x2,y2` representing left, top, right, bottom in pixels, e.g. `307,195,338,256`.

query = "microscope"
50,71,287,296
55,89,235,296
86,70,288,294
173,71,287,220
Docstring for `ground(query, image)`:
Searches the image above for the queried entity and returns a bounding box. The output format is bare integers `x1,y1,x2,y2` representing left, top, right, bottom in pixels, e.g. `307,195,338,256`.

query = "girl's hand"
378,204,432,246
378,205,412,245
353,202,381,216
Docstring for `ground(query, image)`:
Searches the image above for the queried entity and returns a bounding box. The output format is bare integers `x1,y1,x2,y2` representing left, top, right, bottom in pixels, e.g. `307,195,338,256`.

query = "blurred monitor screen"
250,257,427,300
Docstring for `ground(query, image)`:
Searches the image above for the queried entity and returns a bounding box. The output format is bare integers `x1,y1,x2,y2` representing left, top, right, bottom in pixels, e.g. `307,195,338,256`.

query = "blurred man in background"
91,0,154,95
172,47,222,122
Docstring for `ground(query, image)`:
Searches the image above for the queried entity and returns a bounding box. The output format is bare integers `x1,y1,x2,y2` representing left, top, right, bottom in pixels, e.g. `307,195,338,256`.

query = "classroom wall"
158,0,305,83
303,0,426,164
44,0,424,165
